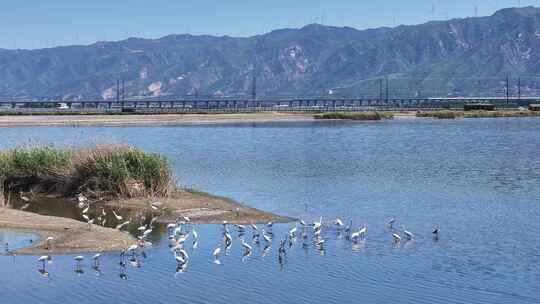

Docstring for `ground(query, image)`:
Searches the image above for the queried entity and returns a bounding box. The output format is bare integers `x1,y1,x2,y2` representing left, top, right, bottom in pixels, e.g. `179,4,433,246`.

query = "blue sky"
0,0,537,49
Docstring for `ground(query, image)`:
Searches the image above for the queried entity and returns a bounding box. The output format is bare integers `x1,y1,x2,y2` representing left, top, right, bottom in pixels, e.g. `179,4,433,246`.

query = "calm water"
1,118,540,304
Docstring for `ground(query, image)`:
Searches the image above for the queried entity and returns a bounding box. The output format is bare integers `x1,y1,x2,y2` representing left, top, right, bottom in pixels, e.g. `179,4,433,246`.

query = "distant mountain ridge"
2,6,540,100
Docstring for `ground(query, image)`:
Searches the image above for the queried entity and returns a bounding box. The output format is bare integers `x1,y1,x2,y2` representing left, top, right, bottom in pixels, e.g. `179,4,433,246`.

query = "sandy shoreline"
0,189,291,255
0,208,136,255
0,112,316,127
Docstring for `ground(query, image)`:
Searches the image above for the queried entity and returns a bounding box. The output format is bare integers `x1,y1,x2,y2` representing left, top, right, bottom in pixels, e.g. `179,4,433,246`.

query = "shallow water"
1,118,540,304
0,230,37,252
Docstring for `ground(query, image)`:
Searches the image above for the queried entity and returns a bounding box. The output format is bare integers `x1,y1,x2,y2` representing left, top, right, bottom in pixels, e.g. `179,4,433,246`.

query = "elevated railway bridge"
0,96,538,113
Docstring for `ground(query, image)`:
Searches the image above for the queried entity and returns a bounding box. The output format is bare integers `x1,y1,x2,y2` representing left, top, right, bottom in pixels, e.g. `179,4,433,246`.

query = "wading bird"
432,226,439,239
74,256,84,271
313,217,323,230
45,236,54,250
116,221,130,230
212,246,222,264
92,253,101,268
20,192,30,202
358,224,367,240
38,255,51,270
262,229,272,244
112,210,123,221
289,226,297,238
241,239,252,255
224,232,232,247
403,227,414,241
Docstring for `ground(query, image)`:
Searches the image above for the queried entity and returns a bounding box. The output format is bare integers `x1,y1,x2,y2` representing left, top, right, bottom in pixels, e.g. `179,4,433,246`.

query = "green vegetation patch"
416,110,540,119
314,112,394,121
0,145,173,202
416,110,463,119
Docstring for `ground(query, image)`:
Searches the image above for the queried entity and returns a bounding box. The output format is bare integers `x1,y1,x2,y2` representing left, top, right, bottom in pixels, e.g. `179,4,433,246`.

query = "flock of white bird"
31,192,440,278
12,193,442,277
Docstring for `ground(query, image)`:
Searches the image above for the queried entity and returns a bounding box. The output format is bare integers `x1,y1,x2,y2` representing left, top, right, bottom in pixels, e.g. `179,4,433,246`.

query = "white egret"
74,256,84,270
404,229,414,241
150,201,162,210
236,224,246,232
38,255,51,269
212,246,222,263
45,236,54,249
143,229,152,237
224,232,232,246
77,193,88,204
112,210,123,221
351,230,361,243
262,229,272,243
313,216,323,230
20,192,30,202
92,253,101,267
241,239,252,254
116,221,130,230
289,226,297,238
358,224,367,239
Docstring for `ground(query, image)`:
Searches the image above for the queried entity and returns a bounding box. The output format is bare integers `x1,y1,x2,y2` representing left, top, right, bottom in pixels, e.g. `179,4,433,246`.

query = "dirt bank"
109,189,293,224
0,112,314,127
0,189,292,255
0,208,136,255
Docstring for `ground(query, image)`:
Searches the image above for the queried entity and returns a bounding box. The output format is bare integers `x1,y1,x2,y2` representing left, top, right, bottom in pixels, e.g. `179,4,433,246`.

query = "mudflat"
0,208,135,255
0,189,291,255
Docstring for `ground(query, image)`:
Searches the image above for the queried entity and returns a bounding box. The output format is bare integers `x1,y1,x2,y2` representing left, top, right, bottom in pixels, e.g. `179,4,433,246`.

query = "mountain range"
2,6,540,100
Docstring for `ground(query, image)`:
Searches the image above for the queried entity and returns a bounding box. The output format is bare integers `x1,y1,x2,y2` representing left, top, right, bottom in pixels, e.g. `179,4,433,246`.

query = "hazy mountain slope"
1,7,540,99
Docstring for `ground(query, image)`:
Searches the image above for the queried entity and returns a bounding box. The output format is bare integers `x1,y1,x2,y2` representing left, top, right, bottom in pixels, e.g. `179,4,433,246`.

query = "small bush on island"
416,111,463,119
314,112,394,121
0,145,173,204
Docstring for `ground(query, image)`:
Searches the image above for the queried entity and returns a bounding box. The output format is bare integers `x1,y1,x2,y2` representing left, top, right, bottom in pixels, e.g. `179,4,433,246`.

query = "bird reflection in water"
119,265,128,280
74,256,84,275
262,244,271,257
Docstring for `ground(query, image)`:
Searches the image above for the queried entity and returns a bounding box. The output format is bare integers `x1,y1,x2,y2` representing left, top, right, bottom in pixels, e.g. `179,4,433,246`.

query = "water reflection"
8,196,165,241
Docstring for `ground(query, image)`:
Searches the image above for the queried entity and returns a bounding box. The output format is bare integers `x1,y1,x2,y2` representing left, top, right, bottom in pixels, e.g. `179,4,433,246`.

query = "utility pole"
385,76,389,102
121,79,125,108
505,75,509,104
251,73,257,101
378,79,383,100
518,77,521,99
116,79,120,102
